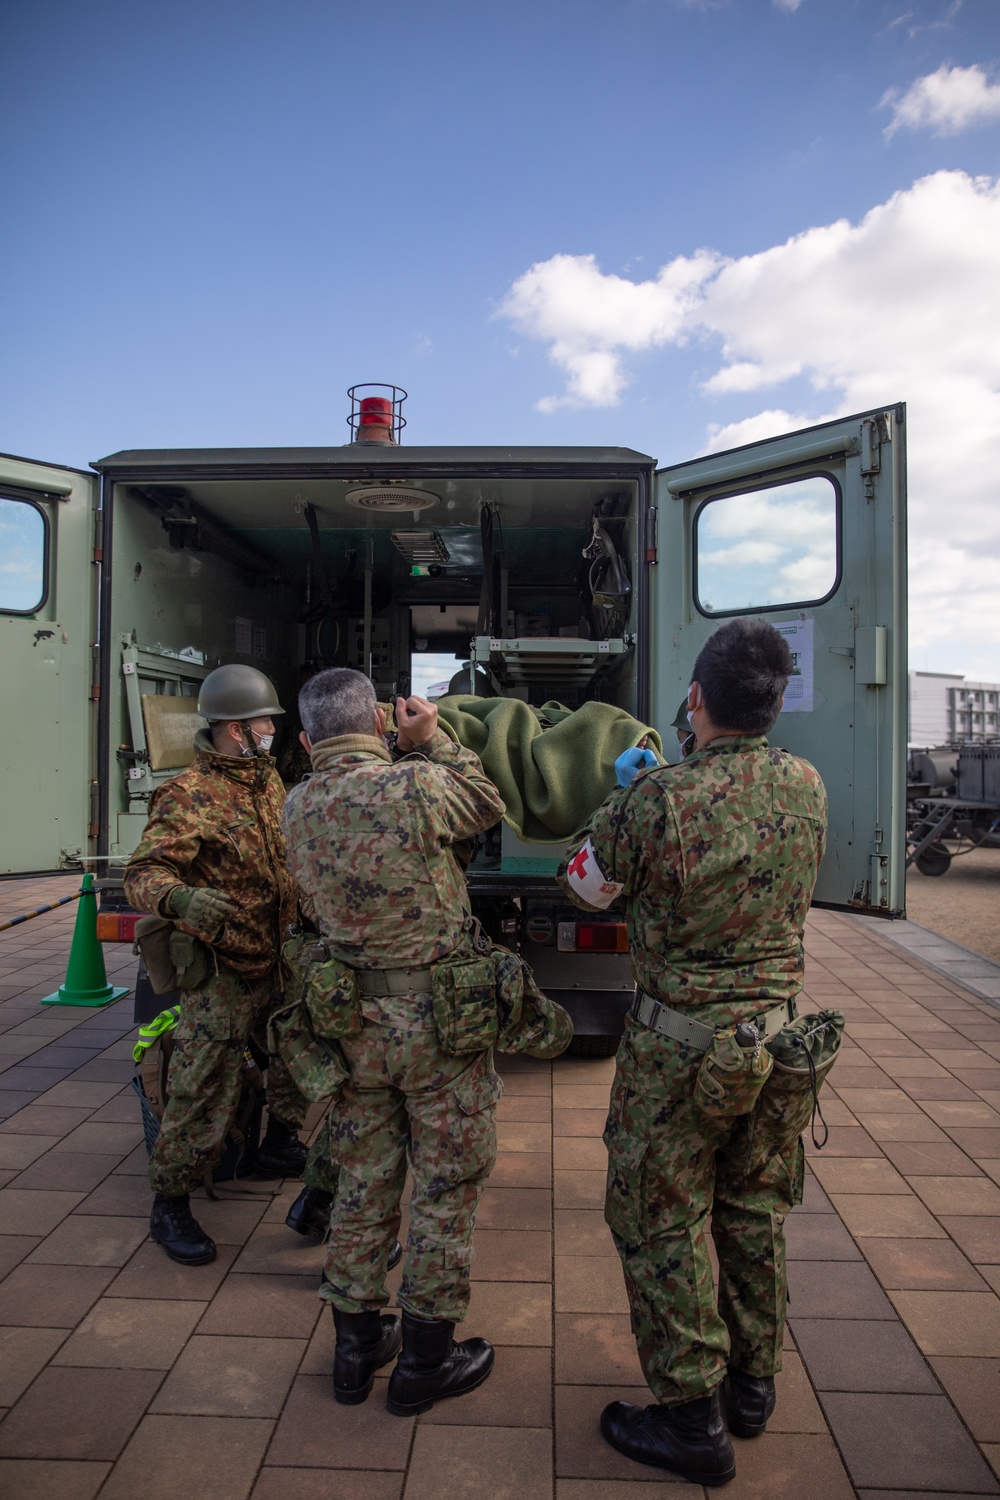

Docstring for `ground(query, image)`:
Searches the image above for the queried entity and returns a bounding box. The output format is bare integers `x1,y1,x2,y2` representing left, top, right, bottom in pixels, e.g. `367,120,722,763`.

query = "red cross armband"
565,838,623,910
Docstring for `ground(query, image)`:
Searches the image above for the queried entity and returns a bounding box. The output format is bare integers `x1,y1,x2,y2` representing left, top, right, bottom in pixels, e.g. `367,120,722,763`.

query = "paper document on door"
774,618,814,714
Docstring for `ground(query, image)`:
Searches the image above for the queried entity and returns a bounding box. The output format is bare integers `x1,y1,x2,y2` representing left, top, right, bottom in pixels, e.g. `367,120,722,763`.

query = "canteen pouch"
267,999,350,1104
742,1008,845,1177
694,1025,773,1123
282,934,362,1041
431,954,499,1055
134,916,178,996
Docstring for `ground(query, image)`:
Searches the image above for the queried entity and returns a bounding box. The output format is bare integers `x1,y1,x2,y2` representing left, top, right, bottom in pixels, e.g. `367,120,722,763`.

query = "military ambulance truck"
0,392,907,1050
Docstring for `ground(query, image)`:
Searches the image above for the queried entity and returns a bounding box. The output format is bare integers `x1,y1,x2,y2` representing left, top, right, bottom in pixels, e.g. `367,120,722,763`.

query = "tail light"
97,911,141,943
557,921,628,953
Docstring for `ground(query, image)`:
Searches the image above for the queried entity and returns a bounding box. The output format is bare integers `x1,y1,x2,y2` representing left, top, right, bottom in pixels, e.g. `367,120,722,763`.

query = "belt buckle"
647,998,663,1032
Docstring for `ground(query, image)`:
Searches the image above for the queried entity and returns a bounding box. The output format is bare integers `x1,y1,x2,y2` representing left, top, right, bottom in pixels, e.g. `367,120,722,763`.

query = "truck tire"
915,842,951,877
567,1034,620,1059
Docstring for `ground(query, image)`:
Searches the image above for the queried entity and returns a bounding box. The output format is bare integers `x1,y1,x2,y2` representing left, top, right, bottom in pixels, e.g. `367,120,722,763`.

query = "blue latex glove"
615,746,659,787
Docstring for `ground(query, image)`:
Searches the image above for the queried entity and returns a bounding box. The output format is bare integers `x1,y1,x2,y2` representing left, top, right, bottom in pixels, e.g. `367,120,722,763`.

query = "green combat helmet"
198,664,285,722
670,697,691,732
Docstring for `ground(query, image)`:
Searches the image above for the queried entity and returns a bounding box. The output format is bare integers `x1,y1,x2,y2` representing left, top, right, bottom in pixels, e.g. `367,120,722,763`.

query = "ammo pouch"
694,1025,773,1123
134,917,216,994
267,999,350,1104
431,953,498,1055
168,930,216,991
282,933,362,1041
742,1008,845,1177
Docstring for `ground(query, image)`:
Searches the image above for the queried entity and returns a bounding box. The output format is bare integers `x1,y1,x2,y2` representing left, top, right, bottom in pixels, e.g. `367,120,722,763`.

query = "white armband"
565,838,623,909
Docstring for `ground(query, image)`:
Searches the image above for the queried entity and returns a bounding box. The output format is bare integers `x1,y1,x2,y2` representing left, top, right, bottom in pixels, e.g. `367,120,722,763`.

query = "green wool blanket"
435,697,662,843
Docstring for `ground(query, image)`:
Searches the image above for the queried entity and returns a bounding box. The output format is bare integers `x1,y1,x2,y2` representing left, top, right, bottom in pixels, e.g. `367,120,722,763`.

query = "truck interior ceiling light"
390,530,450,564
345,486,440,513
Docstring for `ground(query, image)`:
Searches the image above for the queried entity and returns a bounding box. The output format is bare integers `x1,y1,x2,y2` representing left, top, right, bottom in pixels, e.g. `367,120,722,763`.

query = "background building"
908,672,1000,746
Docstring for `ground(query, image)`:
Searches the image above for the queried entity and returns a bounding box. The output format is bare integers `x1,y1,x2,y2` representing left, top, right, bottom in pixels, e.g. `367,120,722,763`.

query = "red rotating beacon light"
347,383,407,445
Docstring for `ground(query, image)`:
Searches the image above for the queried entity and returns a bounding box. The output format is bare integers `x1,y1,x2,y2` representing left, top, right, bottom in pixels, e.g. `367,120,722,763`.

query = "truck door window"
694,474,840,616
0,495,48,614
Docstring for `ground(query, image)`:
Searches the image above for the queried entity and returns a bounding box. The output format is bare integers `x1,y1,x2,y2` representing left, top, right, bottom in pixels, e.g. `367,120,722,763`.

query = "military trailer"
1,394,908,1049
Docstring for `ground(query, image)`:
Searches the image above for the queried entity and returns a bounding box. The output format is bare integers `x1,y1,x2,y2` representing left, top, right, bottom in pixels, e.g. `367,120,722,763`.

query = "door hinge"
869,852,889,908
861,418,880,499
93,511,104,563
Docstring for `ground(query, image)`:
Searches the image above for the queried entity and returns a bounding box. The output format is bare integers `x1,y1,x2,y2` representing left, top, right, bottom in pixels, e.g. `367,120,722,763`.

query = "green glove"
167,885,237,935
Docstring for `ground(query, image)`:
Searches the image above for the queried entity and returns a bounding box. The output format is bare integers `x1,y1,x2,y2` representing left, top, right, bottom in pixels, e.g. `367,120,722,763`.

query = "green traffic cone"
41,873,131,1008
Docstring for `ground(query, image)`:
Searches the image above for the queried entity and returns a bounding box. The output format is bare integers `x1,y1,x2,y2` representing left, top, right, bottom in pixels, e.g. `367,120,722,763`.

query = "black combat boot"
724,1369,776,1438
332,1308,403,1405
283,1189,403,1266
285,1187,334,1236
600,1390,736,1487
149,1193,217,1267
386,1311,494,1416
256,1116,308,1178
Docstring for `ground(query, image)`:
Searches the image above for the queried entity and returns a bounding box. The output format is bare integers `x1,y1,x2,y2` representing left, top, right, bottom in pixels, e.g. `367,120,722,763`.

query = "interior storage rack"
467,635,627,693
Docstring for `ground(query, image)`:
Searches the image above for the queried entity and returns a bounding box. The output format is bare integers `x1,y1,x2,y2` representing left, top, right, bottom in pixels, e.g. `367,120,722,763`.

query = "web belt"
631,990,795,1053
356,966,433,997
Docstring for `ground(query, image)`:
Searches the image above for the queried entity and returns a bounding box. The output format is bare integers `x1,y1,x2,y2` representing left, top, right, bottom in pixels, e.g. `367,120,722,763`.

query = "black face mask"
679,730,696,759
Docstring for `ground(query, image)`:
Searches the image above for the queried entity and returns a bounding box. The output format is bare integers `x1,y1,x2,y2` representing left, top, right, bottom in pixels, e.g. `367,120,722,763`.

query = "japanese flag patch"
565,838,623,909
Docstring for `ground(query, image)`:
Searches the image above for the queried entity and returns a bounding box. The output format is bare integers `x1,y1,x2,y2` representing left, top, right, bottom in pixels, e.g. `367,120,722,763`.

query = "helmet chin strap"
240,722,262,758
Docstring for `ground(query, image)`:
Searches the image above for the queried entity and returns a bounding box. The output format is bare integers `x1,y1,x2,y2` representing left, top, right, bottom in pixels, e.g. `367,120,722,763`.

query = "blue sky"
3,0,1000,675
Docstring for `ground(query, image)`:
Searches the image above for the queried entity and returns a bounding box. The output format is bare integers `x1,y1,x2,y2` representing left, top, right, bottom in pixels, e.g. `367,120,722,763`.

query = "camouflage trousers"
604,1016,804,1406
319,995,502,1322
150,965,309,1197
302,1110,340,1194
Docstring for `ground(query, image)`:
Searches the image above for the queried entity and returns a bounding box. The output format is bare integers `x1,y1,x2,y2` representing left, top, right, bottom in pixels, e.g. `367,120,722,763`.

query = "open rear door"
653,405,907,915
0,453,100,874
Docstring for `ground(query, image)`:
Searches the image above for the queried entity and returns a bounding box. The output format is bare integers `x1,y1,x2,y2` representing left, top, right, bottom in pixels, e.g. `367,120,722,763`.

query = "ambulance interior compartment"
107,465,644,856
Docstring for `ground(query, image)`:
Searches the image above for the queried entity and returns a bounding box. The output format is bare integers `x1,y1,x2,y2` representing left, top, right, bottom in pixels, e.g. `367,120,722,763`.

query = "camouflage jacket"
282,728,505,968
124,729,298,980
557,734,827,1018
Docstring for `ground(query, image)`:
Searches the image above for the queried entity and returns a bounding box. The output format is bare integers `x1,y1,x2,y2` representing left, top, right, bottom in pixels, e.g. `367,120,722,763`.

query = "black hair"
691,618,793,734
299,668,377,742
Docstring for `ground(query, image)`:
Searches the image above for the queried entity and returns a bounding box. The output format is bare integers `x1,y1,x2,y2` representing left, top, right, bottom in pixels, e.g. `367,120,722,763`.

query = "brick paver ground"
0,873,999,1498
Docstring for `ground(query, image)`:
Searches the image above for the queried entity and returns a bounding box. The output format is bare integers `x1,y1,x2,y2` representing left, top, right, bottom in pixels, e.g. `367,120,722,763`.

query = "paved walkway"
0,874,998,1500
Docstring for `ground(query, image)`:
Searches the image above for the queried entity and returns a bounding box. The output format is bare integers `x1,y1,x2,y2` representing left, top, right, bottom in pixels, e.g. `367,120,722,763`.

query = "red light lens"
576,923,628,953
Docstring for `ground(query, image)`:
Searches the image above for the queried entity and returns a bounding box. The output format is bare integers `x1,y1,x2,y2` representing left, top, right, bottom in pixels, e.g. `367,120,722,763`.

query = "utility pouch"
694,1023,773,1123
267,998,350,1103
742,1009,845,1177
167,929,216,992
282,933,362,1041
134,916,178,996
492,942,573,1060
431,954,499,1055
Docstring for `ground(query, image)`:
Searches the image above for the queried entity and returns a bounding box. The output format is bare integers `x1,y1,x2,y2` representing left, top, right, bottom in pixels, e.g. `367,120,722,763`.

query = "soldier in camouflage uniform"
558,619,827,1486
125,664,311,1267
282,667,506,1411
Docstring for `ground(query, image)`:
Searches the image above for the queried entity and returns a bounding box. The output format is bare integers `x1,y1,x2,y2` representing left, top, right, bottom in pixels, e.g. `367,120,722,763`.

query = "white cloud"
497,250,720,408
772,0,803,11
882,64,1000,137
497,169,1000,671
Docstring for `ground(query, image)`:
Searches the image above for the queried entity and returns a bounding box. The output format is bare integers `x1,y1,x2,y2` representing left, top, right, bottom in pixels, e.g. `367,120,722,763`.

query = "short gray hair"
299,669,378,742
